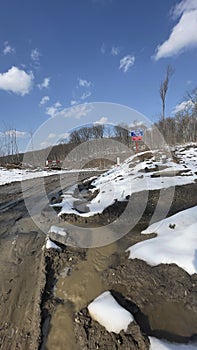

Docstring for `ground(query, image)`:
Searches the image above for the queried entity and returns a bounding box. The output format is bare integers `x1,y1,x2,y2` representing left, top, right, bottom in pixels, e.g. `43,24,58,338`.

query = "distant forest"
0,87,196,168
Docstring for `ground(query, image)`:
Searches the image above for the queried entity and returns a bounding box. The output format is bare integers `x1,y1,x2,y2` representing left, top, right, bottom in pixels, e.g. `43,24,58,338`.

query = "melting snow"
127,206,197,275
49,225,67,237
45,237,62,252
149,337,197,350
88,291,134,333
0,167,98,186
58,145,197,217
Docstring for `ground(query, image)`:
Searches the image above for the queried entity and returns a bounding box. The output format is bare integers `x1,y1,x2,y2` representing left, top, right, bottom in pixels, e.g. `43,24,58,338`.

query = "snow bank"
59,145,197,217
127,206,197,275
0,167,98,186
45,237,62,252
88,291,134,333
0,168,64,185
149,337,197,350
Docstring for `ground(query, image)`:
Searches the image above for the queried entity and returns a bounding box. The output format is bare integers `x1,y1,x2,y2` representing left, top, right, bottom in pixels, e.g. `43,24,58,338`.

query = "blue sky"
0,0,197,151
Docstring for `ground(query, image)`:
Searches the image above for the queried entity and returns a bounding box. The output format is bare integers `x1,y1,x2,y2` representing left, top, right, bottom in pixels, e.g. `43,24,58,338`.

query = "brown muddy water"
143,299,197,340
42,228,197,349
45,237,118,350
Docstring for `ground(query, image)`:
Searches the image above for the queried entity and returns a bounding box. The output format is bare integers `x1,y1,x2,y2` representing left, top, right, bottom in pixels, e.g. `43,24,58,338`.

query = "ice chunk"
88,291,133,333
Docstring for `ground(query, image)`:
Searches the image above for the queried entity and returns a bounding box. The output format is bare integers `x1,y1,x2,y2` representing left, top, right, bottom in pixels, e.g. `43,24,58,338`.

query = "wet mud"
0,174,197,349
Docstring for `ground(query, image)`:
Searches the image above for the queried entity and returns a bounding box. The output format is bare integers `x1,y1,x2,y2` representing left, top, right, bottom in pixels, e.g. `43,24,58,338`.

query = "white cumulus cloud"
38,77,51,89
48,133,57,139
95,116,108,124
3,41,15,55
31,48,41,61
173,99,194,113
70,99,78,106
119,55,135,72
78,78,92,88
111,46,120,56
59,104,93,119
80,91,91,100
172,0,197,18
47,132,70,141
101,42,106,54
46,106,59,118
154,0,197,60
39,95,50,106
45,101,62,117
0,66,34,96
54,101,62,108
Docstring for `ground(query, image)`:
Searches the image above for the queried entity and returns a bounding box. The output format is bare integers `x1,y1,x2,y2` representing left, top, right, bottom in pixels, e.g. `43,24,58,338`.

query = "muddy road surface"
0,171,100,350
0,173,197,350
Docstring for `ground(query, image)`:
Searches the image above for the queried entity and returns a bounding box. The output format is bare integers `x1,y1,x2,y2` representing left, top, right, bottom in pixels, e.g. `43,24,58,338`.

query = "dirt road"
0,171,100,350
0,173,197,350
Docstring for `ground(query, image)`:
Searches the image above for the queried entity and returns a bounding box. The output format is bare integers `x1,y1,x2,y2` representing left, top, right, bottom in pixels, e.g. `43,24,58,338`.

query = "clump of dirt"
74,307,150,350
102,254,197,343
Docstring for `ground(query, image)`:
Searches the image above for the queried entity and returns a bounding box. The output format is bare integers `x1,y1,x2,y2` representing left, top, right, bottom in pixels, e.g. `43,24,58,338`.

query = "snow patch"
45,237,62,252
49,225,67,237
58,145,197,218
149,337,197,350
88,291,134,333
0,167,99,186
127,206,197,275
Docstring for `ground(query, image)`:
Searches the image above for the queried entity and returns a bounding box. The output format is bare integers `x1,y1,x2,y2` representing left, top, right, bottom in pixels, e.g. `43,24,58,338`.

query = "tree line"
156,87,197,145
0,65,196,166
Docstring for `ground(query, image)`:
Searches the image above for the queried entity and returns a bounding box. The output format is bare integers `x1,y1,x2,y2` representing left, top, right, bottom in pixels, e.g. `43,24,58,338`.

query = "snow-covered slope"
127,205,197,275
58,144,197,217
0,168,64,185
0,167,97,186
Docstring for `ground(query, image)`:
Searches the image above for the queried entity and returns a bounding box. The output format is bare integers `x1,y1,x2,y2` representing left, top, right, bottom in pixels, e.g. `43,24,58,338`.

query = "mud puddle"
142,299,197,342
45,238,119,350
44,303,77,350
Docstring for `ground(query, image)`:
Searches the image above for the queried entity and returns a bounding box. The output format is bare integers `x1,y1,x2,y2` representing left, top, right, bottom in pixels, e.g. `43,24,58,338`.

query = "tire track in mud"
0,171,103,350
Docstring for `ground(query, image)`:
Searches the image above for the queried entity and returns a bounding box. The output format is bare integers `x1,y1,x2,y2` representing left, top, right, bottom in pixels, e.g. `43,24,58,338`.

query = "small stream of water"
45,238,118,350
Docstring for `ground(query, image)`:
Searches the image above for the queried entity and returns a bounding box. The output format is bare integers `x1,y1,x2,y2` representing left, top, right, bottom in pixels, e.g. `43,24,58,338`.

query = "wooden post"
135,140,138,153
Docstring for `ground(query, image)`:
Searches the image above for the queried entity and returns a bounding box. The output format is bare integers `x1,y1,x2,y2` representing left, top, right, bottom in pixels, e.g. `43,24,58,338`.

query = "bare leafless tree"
113,123,130,146
91,124,104,139
160,65,174,120
185,87,197,115
69,129,81,145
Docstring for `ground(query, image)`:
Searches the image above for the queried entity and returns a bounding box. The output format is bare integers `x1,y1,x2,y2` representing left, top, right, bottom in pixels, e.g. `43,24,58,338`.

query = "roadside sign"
131,130,143,153
131,130,143,141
